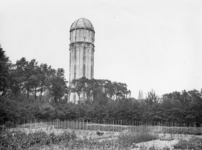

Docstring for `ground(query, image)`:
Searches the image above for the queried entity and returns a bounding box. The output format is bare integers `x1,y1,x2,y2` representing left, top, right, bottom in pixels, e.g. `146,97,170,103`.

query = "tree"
49,68,67,103
36,102,56,119
0,45,10,96
146,89,159,105
13,57,28,98
187,90,202,125
24,59,40,98
8,64,25,97
71,77,92,101
38,64,52,100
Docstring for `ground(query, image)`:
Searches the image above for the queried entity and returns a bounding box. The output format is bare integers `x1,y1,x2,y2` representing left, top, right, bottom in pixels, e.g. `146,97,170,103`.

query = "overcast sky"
1,0,202,98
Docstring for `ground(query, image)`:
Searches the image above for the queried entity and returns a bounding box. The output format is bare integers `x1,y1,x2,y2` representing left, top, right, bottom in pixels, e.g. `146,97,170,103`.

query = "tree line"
0,45,202,126
1,53,67,101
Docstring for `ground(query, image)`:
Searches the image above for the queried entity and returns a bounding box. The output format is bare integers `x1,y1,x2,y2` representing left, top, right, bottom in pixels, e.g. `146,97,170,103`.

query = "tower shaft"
69,18,95,102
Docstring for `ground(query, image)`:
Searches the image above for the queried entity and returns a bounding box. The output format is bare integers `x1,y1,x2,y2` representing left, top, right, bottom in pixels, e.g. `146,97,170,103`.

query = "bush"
5,121,15,128
0,97,36,126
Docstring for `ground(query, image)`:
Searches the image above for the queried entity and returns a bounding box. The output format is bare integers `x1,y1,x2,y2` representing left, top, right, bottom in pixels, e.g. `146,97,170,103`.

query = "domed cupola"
70,18,94,32
70,18,95,44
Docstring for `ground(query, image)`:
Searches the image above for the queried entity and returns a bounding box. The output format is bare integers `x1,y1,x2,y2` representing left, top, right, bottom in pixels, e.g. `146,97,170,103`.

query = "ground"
8,122,202,149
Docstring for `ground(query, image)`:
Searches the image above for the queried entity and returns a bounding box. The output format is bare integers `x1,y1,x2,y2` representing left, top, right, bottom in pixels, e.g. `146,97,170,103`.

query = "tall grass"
174,137,202,149
118,127,158,147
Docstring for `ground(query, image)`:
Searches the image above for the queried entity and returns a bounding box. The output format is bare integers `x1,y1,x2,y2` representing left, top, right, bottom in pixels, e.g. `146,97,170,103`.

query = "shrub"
4,121,15,128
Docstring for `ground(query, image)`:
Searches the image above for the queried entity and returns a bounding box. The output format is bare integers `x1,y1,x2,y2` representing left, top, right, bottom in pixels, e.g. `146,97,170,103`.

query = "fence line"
6,119,201,136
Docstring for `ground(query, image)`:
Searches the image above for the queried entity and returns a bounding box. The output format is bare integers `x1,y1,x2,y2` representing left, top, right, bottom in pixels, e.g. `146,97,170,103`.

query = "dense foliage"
1,45,202,126
0,45,10,96
0,128,158,150
0,130,76,150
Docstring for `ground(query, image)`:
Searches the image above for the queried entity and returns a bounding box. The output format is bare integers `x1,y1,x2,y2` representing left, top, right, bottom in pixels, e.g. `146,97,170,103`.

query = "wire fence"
6,119,201,136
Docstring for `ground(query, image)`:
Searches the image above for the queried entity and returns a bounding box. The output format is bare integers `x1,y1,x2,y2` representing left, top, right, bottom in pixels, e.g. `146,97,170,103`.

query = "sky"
0,0,202,98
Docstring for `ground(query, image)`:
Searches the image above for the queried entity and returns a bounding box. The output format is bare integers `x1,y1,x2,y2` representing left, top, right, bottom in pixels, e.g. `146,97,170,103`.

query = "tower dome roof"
70,18,94,32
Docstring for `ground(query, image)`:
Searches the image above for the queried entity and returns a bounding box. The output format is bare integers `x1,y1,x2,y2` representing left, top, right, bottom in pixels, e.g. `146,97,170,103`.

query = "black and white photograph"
0,0,202,149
